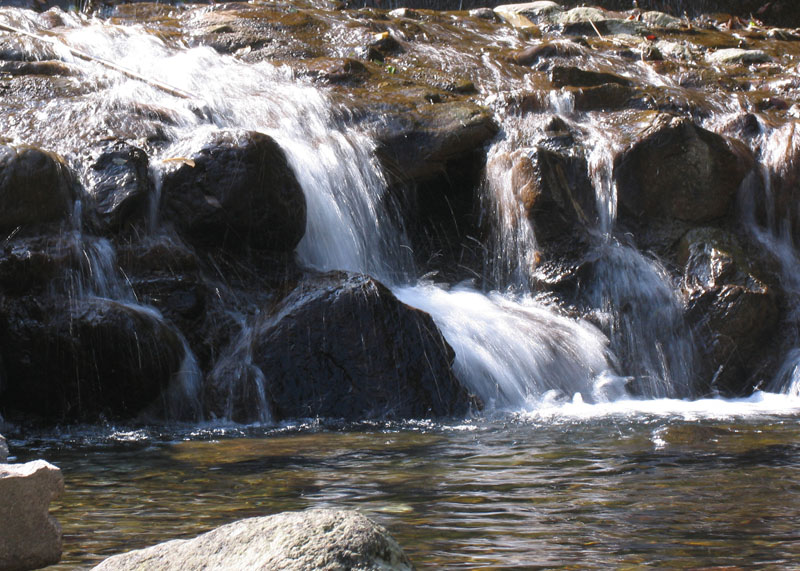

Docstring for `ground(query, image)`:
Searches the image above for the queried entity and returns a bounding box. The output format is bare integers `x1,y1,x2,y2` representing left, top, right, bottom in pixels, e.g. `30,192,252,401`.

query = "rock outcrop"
0,460,63,571
92,509,413,571
206,272,474,422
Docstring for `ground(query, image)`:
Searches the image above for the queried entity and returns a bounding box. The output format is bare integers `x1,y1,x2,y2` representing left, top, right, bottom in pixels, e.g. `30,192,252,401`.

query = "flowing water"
3,4,800,568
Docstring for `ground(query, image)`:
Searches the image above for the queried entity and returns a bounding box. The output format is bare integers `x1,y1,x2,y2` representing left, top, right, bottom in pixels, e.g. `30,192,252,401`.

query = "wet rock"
206,272,473,422
160,130,306,252
0,434,6,462
706,48,772,65
469,7,496,19
510,143,597,255
0,60,77,76
557,6,608,24
0,460,63,571
84,140,153,234
300,57,369,84
374,101,498,183
92,509,413,571
510,40,584,66
615,114,753,224
494,1,562,28
0,297,185,422
0,237,74,296
550,66,631,88
0,144,77,235
680,228,780,395
568,83,643,112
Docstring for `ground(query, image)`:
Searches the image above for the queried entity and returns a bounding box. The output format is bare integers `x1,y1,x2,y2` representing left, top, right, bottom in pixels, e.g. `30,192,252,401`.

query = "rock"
510,40,584,66
0,144,77,235
206,272,473,422
0,297,186,422
509,142,597,255
300,57,369,84
0,60,77,76
374,101,498,184
494,2,562,28
84,140,153,234
706,48,772,65
92,509,413,571
0,460,63,571
615,114,753,224
568,83,642,112
556,6,607,24
0,435,6,462
641,11,682,28
160,130,306,252
469,7,496,19
680,228,780,395
550,66,632,88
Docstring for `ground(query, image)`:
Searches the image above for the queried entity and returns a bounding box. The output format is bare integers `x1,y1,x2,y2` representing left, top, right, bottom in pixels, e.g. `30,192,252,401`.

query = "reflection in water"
13,409,800,570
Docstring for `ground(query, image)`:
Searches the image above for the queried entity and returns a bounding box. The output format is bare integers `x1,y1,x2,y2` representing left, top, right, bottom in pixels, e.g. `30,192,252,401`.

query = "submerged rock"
0,460,63,571
0,144,78,235
92,509,413,571
615,115,753,224
0,297,186,422
206,272,473,422
160,130,306,252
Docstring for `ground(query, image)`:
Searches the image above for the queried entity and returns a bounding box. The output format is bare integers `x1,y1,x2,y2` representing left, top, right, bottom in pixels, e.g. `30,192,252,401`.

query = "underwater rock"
84,140,153,234
615,114,753,224
205,272,473,423
679,228,780,395
160,130,306,252
550,66,631,88
92,509,413,571
0,297,185,422
0,460,63,571
0,144,77,235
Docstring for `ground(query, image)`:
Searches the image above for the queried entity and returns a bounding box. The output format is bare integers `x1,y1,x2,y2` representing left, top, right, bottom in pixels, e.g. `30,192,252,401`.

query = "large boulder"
614,115,753,225
0,297,186,422
84,140,153,234
0,144,77,234
160,130,306,252
679,228,780,395
92,509,413,571
0,460,63,571
206,272,473,422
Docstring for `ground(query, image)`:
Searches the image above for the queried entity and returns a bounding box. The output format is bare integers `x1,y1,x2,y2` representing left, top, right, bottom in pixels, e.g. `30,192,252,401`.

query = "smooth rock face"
0,460,63,571
206,273,473,422
161,130,306,251
92,509,414,571
706,48,772,65
0,144,77,234
615,115,752,224
0,435,7,462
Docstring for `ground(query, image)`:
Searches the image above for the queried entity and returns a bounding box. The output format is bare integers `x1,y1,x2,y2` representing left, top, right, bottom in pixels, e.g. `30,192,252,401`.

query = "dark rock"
0,297,185,422
205,273,473,422
0,60,77,76
375,101,498,183
615,114,753,224
299,58,369,84
160,130,306,252
84,140,153,234
568,83,643,112
510,41,584,66
0,237,74,296
550,66,632,88
680,228,780,395
509,142,597,256
0,144,77,235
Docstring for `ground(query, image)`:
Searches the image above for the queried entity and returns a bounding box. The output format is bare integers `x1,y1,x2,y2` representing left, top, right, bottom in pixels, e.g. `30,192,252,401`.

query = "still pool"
10,396,800,569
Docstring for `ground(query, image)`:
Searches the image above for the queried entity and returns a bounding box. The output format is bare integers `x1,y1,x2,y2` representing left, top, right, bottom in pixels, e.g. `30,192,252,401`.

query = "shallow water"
11,395,800,569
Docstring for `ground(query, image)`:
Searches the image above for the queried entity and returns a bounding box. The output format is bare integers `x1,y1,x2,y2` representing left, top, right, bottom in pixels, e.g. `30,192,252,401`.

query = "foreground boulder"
0,144,77,234
160,130,306,251
0,460,63,571
615,115,752,224
0,297,185,422
92,509,413,571
206,272,473,422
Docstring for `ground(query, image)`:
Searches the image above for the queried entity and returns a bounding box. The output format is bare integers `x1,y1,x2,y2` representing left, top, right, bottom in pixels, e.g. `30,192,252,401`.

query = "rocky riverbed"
0,0,799,427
